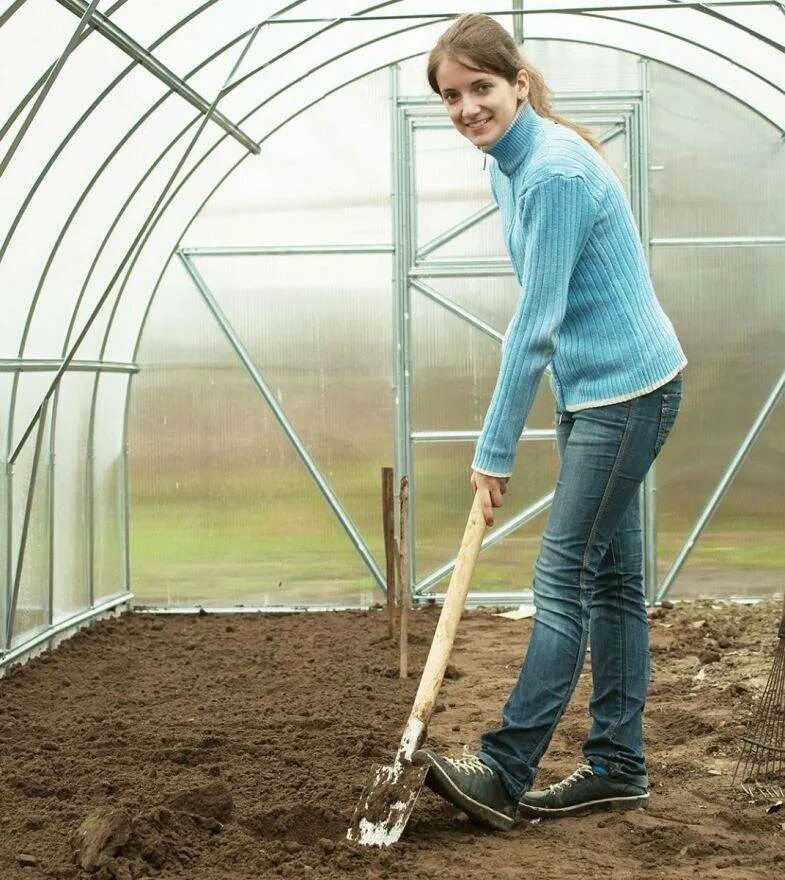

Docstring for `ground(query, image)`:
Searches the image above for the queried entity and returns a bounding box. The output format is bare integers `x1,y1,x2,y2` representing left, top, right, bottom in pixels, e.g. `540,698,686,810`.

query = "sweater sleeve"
472,174,598,477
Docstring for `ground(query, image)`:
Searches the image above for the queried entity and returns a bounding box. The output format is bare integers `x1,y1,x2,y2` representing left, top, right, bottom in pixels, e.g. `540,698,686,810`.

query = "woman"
412,14,686,830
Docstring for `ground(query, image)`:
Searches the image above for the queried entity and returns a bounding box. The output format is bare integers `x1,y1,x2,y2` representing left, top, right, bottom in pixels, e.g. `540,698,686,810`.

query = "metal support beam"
179,245,393,256
513,0,525,45
410,278,504,343
414,491,554,596
56,0,260,155
656,371,785,603
651,236,785,247
0,359,138,374
177,252,387,593
412,429,556,443
417,203,499,260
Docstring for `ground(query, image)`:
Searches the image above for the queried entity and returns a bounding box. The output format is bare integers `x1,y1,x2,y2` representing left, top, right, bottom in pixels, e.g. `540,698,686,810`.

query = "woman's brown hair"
427,14,602,153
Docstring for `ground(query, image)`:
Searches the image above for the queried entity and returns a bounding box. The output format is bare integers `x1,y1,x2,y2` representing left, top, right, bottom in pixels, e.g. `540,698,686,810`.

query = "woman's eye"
477,84,491,93
443,93,458,104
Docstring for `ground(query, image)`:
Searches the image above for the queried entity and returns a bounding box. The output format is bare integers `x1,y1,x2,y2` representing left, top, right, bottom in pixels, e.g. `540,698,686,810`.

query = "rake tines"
733,596,785,803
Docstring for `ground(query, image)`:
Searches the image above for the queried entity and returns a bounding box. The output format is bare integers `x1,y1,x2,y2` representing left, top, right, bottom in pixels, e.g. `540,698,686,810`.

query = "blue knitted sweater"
472,104,687,477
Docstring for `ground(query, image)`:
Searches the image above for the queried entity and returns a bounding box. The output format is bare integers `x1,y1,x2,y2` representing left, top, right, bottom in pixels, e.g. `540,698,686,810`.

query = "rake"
733,594,785,803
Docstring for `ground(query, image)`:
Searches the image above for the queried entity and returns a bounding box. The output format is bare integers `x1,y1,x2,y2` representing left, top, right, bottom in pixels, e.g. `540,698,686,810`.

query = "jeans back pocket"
654,386,682,457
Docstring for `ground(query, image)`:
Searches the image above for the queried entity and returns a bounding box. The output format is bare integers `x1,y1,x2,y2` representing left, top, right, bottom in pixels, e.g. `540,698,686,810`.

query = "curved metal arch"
9,6,785,464
8,0,409,456
4,0,312,459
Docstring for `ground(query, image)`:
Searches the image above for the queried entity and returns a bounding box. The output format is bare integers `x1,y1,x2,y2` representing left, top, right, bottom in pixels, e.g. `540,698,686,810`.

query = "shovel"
347,490,487,846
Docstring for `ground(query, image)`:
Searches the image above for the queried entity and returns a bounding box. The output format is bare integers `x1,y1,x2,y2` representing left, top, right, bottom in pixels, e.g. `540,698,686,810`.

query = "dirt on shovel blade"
347,761,428,846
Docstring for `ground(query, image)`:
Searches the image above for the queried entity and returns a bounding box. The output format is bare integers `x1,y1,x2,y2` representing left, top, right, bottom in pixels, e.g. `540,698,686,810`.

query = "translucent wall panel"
93,372,130,602
9,406,52,649
414,124,501,255
51,374,92,620
649,62,785,238
652,245,785,598
185,70,391,247
410,280,557,434
129,254,391,608
414,440,559,596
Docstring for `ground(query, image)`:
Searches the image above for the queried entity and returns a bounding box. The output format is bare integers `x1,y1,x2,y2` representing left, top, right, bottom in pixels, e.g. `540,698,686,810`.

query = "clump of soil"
0,600,783,879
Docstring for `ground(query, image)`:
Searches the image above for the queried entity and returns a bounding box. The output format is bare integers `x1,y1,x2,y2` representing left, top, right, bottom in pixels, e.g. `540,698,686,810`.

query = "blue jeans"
478,374,683,798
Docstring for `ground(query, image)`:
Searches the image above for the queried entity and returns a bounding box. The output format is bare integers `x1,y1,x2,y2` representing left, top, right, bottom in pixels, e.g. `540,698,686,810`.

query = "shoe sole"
516,792,649,819
420,757,515,831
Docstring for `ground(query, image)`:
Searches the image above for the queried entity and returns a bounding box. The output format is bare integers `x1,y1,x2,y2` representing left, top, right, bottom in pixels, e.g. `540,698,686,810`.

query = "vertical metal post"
390,64,416,600
513,0,525,45
122,430,131,601
47,441,55,628
1,459,9,653
637,60,658,604
86,393,95,609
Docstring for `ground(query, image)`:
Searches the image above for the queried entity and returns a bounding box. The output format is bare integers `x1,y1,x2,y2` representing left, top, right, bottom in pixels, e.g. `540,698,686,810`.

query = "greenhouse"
0,1,783,877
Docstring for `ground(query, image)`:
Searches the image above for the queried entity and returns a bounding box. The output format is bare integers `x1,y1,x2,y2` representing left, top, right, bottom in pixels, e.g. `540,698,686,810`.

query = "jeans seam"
520,400,637,780
600,535,626,757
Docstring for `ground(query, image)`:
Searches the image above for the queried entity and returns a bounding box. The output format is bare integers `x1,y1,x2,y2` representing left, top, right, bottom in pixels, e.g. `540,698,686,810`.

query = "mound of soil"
1,599,783,879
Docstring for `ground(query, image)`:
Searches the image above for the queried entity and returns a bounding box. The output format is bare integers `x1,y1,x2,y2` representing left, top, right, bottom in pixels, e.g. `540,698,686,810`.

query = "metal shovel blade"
346,759,429,846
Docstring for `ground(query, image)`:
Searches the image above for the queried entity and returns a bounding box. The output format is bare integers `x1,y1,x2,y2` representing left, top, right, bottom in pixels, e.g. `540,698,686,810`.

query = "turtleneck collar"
483,102,543,177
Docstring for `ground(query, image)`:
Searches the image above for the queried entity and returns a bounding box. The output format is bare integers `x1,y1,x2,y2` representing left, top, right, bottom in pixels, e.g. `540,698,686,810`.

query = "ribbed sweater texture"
472,104,687,477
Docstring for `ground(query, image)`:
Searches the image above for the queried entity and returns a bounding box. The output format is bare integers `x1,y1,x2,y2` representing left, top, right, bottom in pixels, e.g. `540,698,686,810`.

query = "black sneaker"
517,764,649,818
412,748,516,831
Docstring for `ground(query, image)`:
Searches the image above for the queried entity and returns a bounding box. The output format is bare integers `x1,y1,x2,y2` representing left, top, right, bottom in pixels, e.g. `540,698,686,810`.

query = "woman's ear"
517,68,530,103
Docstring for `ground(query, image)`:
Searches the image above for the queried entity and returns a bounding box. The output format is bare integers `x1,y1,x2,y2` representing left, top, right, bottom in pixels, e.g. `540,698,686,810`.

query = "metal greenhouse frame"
1,1,783,669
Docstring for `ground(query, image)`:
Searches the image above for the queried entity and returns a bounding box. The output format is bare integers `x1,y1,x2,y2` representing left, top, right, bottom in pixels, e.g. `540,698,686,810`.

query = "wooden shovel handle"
410,490,487,724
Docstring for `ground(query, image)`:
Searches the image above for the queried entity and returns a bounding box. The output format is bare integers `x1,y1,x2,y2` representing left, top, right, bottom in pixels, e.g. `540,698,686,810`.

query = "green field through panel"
412,439,560,596
129,260,387,609
651,244,785,596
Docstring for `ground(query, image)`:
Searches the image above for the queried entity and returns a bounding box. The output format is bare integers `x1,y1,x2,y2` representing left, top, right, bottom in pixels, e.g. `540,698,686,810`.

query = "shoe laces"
548,764,594,793
447,755,494,777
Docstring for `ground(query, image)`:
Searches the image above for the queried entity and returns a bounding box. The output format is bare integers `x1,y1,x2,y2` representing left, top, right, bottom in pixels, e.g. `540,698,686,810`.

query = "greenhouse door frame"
390,65,662,606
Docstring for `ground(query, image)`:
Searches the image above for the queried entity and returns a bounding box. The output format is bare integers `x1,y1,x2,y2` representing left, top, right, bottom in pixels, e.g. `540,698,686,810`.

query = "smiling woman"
413,13,688,832
426,14,600,153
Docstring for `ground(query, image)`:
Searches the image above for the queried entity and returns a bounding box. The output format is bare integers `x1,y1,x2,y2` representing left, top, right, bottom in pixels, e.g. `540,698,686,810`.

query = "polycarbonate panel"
672,399,785,599
185,69,391,248
0,1,74,132
9,406,52,649
104,130,248,363
51,373,92,620
413,439,559,595
92,372,130,602
398,37,641,97
410,280,558,435
414,123,499,253
652,245,785,598
129,253,391,608
649,62,785,238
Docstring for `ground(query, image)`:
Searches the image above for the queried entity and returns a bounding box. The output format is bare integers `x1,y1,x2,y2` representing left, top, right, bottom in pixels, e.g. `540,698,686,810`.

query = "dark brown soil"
1,600,784,879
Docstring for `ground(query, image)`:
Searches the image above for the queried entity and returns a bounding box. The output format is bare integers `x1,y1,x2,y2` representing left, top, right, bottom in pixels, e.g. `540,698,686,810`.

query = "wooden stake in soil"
399,476,409,679
381,467,396,641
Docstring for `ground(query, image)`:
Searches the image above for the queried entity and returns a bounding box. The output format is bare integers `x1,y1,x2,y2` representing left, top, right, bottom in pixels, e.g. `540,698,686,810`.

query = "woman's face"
435,55,529,148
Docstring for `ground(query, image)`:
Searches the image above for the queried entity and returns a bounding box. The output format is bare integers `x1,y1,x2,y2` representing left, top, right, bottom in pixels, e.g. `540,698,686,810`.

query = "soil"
1,600,784,879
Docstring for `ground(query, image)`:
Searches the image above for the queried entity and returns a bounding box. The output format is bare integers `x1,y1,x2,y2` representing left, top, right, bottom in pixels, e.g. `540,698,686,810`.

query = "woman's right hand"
471,470,509,527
